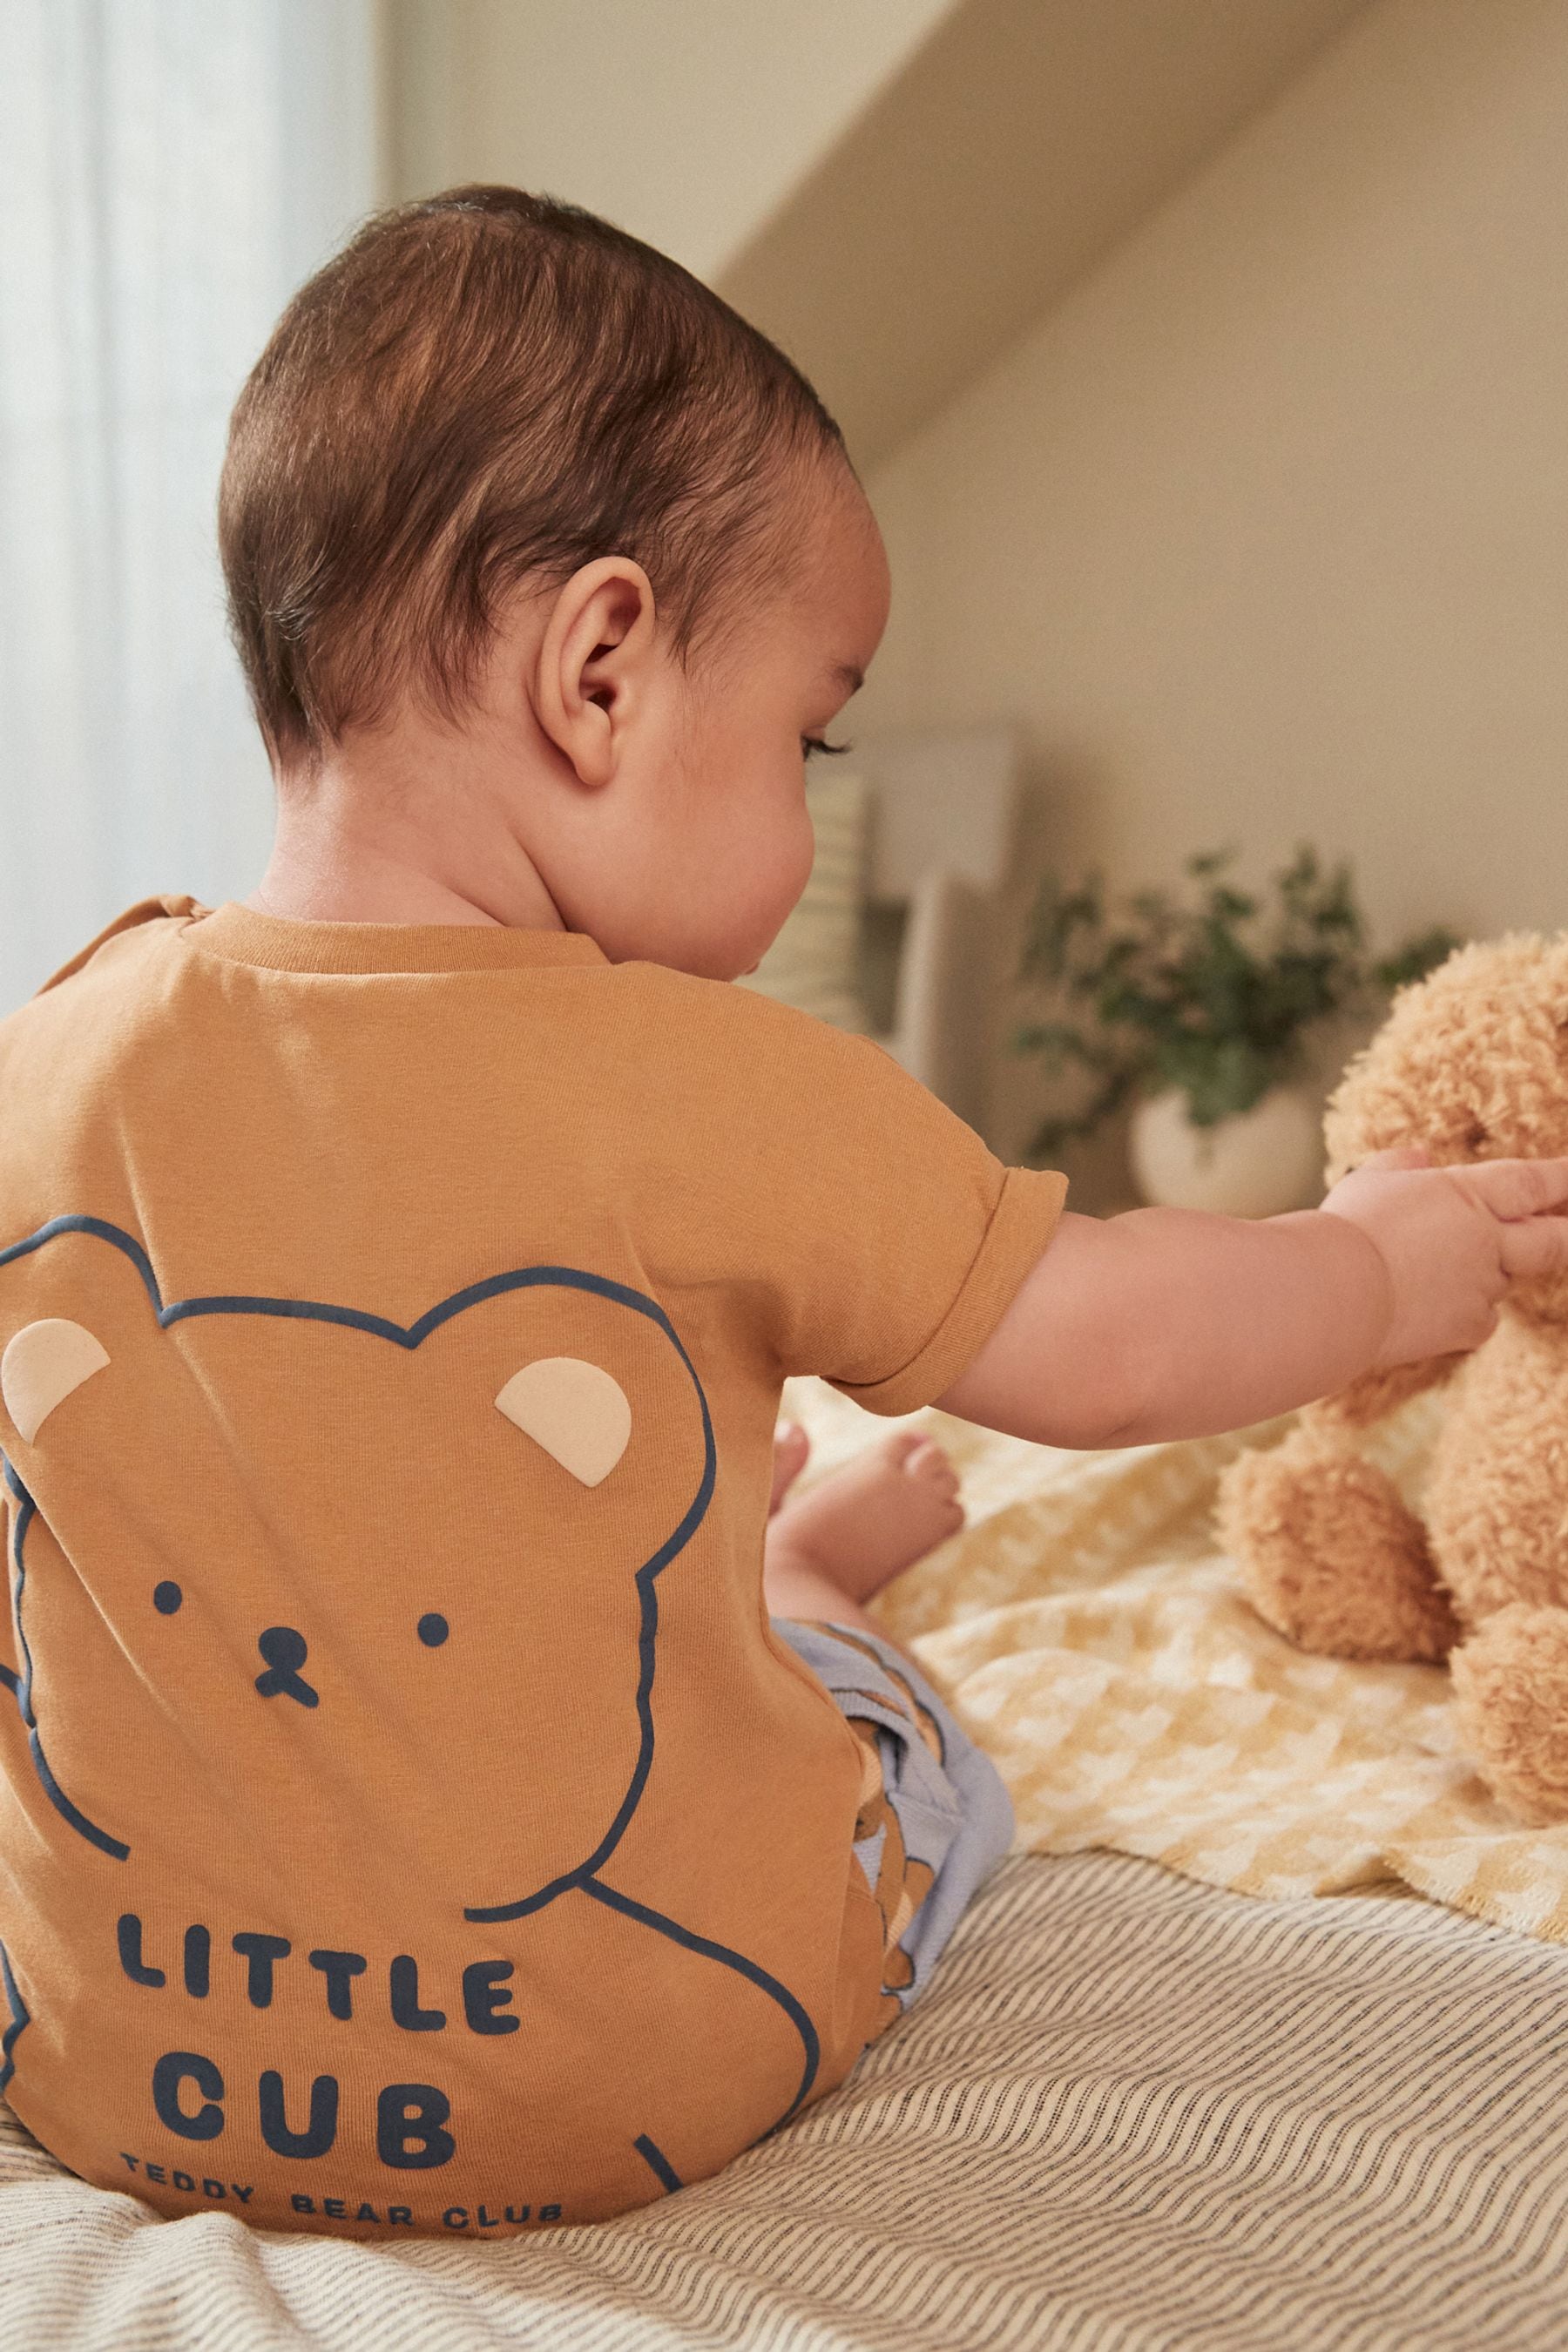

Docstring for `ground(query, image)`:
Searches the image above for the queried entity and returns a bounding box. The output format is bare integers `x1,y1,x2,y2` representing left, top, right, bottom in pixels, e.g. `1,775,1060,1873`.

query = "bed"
6,1389,1568,2349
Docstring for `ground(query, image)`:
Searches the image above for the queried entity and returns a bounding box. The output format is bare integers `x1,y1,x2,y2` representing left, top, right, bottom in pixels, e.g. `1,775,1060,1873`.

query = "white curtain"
0,0,379,1010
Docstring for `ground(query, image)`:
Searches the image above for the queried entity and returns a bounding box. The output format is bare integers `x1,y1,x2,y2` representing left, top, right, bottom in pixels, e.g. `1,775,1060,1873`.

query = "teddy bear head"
1323,931,1568,1322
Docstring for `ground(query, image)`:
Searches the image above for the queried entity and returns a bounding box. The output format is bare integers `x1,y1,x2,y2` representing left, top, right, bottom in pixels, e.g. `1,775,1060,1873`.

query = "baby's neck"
247,746,564,932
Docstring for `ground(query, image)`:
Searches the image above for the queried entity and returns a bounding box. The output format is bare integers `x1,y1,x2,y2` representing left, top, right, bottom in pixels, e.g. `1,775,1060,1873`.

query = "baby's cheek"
720,791,814,977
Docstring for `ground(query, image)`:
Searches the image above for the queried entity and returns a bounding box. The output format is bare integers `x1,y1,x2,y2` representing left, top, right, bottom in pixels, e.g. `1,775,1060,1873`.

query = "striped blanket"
5,1852,1568,2347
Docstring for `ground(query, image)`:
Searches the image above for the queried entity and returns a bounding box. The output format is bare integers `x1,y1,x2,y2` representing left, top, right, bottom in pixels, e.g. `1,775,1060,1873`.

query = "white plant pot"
1129,1084,1324,1218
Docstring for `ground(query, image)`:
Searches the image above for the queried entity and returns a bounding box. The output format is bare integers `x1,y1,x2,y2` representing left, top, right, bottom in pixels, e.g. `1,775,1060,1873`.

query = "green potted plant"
1016,846,1456,1215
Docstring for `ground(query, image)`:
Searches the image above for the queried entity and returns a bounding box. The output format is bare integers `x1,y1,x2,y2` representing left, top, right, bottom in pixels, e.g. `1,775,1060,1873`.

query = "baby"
3,187,1565,2240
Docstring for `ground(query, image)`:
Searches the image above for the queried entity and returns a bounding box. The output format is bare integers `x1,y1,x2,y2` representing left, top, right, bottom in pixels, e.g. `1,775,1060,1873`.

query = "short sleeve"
697,992,1068,1416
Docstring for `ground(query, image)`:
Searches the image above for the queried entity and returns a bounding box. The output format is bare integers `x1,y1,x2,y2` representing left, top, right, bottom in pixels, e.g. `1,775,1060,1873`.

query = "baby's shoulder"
0,900,201,1076
616,960,892,1093
34,897,202,1000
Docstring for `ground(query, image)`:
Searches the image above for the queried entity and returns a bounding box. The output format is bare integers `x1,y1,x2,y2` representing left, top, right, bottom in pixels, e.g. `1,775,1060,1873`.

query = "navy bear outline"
0,1215,821,2126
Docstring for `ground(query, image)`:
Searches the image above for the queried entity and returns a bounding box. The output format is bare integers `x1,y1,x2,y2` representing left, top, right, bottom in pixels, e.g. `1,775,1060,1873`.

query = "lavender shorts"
773,1617,1015,2011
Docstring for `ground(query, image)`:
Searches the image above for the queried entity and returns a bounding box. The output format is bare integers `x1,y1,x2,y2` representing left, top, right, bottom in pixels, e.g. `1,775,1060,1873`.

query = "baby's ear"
2,1319,110,1443
495,1357,631,1486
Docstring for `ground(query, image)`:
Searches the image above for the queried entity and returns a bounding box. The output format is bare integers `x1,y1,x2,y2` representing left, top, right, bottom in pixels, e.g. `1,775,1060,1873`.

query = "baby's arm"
938,1150,1568,1450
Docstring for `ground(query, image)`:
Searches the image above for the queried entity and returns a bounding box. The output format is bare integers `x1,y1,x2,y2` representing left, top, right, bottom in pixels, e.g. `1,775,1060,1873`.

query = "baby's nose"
254,1625,320,1708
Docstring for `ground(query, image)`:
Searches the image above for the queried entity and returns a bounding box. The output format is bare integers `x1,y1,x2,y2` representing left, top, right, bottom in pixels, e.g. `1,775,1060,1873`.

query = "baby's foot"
767,1429,964,1608
770,1421,810,1514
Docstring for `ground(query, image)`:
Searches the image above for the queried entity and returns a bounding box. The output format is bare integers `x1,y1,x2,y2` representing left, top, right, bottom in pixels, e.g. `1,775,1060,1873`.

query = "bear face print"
0,1217,714,1923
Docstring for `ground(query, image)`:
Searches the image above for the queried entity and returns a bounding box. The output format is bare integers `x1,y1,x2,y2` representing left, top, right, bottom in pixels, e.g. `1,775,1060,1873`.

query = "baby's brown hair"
219,186,846,767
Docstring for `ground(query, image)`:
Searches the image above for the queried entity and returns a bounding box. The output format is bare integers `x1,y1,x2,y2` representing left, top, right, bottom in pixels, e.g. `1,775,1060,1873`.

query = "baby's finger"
1357,1145,1432,1171
1460,1157,1568,1221
1498,1211,1568,1281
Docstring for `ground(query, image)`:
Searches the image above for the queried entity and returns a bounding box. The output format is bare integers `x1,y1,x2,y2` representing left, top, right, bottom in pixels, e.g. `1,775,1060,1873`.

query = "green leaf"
1015,842,1462,1149
1373,928,1461,991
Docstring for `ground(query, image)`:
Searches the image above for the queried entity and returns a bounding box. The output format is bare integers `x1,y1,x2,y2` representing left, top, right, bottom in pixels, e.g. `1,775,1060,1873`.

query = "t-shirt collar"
182,902,610,977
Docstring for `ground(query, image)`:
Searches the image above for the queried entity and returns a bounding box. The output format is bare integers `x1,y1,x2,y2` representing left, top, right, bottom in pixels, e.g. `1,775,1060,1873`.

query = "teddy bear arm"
1216,1423,1459,1663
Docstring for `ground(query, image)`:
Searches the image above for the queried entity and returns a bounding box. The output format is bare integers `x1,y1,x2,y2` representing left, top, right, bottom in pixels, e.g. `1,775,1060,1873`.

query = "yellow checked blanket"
787,1377,1568,1947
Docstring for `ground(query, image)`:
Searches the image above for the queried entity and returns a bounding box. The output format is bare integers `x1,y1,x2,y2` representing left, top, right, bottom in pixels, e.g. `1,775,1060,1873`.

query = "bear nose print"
254,1625,320,1708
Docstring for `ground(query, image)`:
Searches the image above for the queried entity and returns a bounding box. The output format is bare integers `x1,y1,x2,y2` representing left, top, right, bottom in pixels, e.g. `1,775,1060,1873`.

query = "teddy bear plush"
1215,933,1568,1824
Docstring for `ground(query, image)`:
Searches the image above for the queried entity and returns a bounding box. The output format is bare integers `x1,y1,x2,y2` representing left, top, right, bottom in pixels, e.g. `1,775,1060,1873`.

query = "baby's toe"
905,1437,956,1488
929,1487,966,1541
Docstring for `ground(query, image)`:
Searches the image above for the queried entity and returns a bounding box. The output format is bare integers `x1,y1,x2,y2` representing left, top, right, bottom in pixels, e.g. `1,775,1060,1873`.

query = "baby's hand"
1321,1146,1568,1370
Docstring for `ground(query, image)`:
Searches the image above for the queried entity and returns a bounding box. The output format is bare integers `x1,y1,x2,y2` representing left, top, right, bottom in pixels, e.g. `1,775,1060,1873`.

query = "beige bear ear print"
2,1319,111,1444
495,1356,632,1487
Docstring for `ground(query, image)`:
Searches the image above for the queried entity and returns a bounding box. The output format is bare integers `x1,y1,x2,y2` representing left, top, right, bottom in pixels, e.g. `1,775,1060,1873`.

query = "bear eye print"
416,1612,449,1648
494,1356,632,1487
152,1581,183,1616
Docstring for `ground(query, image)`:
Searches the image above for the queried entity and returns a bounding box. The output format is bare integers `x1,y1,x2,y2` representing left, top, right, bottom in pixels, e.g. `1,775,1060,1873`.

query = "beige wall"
385,0,956,278
719,0,1371,467
857,0,1568,1157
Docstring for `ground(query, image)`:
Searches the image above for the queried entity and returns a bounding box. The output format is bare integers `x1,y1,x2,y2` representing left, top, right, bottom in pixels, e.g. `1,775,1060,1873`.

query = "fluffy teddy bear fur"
1214,932,1568,1822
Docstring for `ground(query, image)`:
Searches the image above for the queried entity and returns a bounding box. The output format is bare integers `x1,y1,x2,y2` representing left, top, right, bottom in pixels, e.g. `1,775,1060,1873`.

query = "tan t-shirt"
0,901,1065,2236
